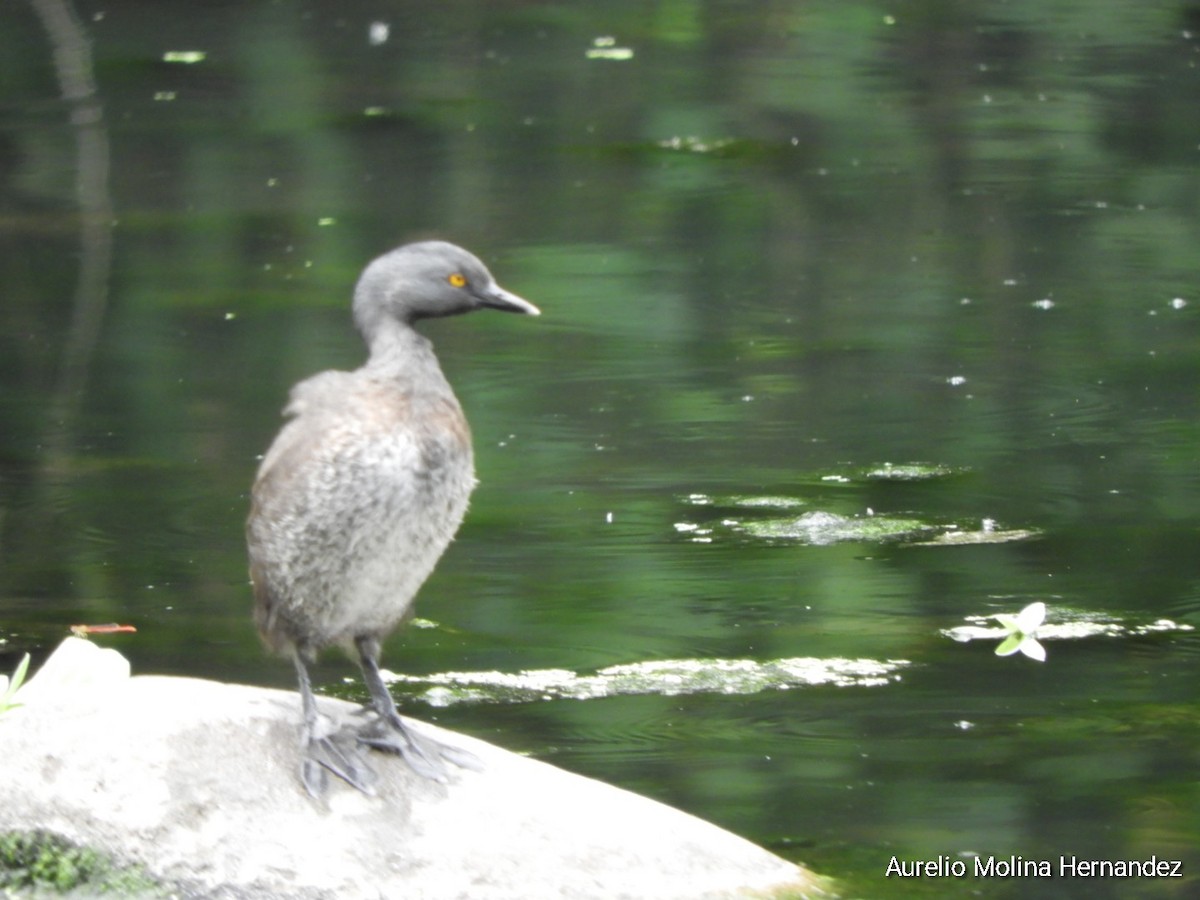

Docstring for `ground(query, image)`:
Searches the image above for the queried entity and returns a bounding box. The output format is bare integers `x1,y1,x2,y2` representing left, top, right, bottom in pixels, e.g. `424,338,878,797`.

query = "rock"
0,640,823,899
5,635,129,708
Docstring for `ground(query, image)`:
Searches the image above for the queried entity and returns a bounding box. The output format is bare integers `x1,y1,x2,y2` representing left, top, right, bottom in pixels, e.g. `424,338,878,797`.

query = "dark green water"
3,2,1200,897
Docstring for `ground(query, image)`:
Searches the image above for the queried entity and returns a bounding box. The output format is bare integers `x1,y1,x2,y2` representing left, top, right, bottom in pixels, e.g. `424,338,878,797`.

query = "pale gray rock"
0,640,822,899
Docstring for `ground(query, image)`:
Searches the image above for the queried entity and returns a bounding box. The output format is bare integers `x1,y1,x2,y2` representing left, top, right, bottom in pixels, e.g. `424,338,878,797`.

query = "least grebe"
247,241,539,796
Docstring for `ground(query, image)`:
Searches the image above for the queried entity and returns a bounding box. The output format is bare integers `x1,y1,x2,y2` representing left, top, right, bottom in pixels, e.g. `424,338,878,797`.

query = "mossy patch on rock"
0,830,160,896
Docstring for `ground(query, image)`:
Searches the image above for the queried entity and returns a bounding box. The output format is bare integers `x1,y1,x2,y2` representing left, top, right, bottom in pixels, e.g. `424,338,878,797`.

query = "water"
3,2,1200,897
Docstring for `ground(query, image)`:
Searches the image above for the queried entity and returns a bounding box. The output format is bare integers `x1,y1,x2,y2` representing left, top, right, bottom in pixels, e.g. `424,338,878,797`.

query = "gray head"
352,241,539,341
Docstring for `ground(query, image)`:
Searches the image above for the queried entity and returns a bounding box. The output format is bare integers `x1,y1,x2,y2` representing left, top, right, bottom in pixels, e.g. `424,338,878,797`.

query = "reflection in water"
3,0,115,650
3,1,1200,892
29,0,113,441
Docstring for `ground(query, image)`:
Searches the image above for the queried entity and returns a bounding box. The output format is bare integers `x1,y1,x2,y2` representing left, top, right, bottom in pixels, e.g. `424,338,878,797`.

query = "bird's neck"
361,318,448,389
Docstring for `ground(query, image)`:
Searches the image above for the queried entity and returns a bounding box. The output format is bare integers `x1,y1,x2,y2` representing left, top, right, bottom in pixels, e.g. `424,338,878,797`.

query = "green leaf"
995,634,1023,656
11,653,30,692
0,653,31,714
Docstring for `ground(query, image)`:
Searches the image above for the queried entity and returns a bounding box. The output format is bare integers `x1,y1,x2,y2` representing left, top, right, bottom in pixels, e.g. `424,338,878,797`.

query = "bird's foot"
300,720,378,799
355,712,483,782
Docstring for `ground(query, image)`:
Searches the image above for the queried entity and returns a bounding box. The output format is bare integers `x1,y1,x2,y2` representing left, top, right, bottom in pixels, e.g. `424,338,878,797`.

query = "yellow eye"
448,273,467,288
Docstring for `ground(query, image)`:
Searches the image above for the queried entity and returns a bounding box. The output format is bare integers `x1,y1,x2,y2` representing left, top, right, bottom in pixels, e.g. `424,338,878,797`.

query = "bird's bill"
481,284,541,316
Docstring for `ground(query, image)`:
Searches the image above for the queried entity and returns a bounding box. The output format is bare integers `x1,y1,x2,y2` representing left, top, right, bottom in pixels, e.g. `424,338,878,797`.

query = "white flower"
993,602,1047,661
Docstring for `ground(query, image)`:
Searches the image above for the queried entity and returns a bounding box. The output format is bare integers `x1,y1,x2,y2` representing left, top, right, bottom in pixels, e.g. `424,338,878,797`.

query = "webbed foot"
293,652,378,798
355,713,483,782
301,726,378,798
354,634,484,781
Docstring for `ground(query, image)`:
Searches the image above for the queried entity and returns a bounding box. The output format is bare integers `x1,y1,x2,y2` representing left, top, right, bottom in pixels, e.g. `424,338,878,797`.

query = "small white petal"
1016,601,1046,633
1018,637,1047,662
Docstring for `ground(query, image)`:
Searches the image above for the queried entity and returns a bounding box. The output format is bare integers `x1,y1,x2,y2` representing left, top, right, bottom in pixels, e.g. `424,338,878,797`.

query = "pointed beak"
480,283,541,316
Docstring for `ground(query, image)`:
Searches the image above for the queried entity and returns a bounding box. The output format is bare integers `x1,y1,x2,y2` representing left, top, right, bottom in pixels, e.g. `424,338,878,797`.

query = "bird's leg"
354,635,482,780
293,652,376,797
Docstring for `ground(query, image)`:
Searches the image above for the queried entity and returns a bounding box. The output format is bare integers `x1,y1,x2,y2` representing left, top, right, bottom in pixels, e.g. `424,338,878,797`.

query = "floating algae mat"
381,656,911,707
677,505,945,546
731,511,936,545
679,481,1040,547
944,609,1194,646
907,520,1041,546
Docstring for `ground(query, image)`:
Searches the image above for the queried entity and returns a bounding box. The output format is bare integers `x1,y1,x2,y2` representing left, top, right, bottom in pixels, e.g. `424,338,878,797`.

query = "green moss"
0,831,161,896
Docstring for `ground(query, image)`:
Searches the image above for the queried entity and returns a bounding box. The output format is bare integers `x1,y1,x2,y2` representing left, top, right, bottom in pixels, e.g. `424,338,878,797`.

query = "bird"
246,240,540,797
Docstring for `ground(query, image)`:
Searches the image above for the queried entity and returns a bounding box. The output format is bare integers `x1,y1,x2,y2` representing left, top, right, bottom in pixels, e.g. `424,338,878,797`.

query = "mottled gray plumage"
247,241,539,796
